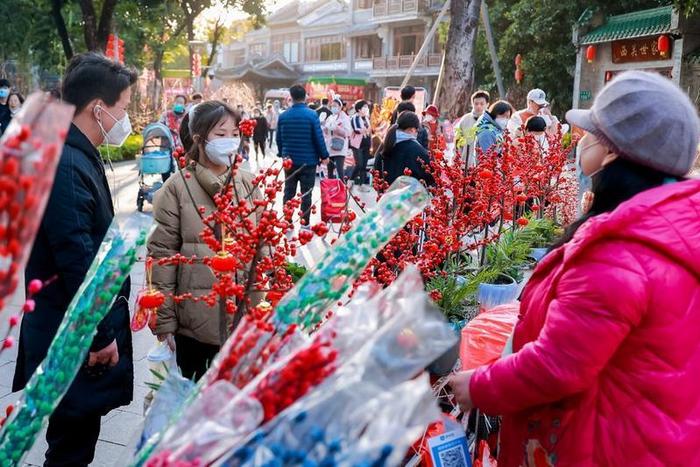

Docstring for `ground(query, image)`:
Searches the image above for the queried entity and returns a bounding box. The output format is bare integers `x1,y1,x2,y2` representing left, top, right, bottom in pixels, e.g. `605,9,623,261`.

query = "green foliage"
473,0,667,114
427,274,473,322
484,227,537,283
99,134,143,162
284,262,308,284
527,216,560,248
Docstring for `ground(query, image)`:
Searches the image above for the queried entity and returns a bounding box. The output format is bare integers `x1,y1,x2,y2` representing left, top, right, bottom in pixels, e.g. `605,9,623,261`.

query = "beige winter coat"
148,163,261,346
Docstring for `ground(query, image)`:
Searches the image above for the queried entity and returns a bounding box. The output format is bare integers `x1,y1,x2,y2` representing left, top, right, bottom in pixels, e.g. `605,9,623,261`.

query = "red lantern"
605,71,613,82
658,35,670,57
586,45,596,63
515,54,522,67
138,290,166,309
211,251,236,273
515,68,524,84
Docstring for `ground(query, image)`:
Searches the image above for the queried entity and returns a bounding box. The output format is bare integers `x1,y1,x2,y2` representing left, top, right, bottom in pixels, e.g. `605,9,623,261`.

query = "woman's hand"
448,370,475,411
157,332,176,351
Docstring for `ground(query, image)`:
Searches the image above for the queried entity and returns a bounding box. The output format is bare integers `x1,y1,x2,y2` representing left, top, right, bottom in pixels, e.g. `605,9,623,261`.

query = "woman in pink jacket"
450,71,700,466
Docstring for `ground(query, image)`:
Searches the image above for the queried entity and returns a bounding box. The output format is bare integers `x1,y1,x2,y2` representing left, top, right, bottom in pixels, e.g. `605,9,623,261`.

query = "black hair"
354,100,368,112
0,79,10,88
471,90,490,102
383,111,421,157
175,94,188,103
62,52,137,113
400,85,416,101
487,100,514,119
525,116,547,132
289,84,306,102
321,98,329,105
191,93,203,100
8,92,24,105
551,157,683,250
396,101,416,114
179,100,241,162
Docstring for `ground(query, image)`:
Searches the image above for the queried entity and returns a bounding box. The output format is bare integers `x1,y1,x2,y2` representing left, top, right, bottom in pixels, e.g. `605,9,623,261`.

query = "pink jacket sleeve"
470,245,648,415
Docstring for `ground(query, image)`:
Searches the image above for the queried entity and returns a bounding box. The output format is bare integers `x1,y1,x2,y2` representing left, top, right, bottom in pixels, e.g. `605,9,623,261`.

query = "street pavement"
1,144,377,466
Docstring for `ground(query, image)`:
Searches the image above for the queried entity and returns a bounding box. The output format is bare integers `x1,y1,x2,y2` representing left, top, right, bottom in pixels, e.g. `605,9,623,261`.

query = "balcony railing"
373,0,420,17
372,53,442,71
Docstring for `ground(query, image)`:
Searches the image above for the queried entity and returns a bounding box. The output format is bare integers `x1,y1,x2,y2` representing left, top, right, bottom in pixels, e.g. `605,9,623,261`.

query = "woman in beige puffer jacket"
147,101,261,380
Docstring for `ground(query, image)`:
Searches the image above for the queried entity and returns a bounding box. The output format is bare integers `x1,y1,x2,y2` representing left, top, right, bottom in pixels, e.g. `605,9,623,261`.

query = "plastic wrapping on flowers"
148,266,456,466
130,176,431,466
0,92,74,311
0,214,153,465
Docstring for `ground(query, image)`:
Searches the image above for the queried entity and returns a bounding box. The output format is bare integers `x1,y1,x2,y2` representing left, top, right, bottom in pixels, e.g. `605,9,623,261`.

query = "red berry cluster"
358,125,577,289
250,337,338,422
238,119,257,138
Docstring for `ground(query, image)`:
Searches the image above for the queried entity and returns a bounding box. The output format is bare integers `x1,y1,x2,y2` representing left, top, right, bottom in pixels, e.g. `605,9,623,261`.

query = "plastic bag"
460,303,520,371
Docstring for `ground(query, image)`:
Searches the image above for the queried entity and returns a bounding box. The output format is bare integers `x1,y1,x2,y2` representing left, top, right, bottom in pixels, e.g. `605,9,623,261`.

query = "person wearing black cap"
450,70,700,467
0,78,12,135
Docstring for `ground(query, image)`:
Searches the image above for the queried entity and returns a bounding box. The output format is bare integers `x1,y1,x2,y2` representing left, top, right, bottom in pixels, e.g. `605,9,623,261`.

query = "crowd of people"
4,46,700,467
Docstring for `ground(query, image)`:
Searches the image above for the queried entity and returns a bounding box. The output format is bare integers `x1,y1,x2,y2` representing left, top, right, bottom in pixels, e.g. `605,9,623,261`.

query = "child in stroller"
137,123,176,212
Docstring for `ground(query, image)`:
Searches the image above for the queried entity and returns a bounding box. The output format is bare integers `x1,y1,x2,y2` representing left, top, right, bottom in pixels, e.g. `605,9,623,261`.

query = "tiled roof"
580,5,673,45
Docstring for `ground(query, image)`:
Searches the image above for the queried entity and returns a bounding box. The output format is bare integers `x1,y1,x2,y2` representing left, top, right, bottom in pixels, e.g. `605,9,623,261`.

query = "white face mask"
96,105,132,147
424,115,435,123
205,137,241,167
495,117,509,130
361,107,369,116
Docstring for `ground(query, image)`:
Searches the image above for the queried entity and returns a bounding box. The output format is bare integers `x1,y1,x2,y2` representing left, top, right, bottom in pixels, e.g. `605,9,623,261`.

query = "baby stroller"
137,123,175,212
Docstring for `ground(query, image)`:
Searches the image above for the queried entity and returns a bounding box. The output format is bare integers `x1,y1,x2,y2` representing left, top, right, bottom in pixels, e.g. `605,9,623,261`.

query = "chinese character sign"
612,36,671,64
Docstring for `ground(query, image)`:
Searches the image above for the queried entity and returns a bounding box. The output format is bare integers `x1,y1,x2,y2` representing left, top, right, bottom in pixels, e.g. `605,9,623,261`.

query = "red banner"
305,82,365,102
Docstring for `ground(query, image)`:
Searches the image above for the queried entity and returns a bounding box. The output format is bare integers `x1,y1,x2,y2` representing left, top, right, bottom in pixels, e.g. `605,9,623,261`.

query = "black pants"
175,334,220,381
283,164,316,226
45,411,101,467
328,156,345,180
268,130,275,148
351,146,370,185
253,138,266,158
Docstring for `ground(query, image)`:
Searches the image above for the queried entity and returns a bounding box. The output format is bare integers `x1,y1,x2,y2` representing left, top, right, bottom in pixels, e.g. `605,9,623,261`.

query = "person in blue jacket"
13,53,137,467
475,100,514,156
276,84,329,226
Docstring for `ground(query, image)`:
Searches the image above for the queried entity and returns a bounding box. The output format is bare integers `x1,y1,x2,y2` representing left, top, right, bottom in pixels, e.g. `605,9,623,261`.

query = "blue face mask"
173,103,186,114
0,89,9,99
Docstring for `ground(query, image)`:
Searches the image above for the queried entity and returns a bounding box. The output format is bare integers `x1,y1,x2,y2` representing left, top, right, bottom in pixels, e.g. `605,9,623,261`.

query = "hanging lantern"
132,259,166,332
515,68,524,84
586,45,597,63
515,54,522,67
211,250,236,273
658,35,670,57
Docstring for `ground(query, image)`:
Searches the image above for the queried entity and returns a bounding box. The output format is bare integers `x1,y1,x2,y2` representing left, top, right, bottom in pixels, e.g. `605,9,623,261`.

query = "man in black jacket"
13,53,137,467
0,78,12,135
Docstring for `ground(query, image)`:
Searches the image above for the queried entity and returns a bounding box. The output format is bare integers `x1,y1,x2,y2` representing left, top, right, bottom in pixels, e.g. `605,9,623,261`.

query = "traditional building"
572,5,700,110
215,0,448,103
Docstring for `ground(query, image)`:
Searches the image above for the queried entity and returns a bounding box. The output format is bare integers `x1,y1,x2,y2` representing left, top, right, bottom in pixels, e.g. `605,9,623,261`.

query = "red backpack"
320,178,348,223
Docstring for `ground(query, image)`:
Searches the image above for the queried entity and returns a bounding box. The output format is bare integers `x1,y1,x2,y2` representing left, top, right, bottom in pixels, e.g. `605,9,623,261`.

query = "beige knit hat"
566,71,700,176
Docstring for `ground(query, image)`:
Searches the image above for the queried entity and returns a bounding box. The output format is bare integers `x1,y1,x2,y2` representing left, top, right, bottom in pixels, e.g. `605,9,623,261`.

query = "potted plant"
475,227,535,311
527,217,560,262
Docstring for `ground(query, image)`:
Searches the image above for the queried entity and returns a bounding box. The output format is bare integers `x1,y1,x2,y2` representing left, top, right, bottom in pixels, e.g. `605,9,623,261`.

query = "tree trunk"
150,48,165,111
203,19,223,78
437,0,482,118
78,0,99,51
51,0,73,60
96,0,119,51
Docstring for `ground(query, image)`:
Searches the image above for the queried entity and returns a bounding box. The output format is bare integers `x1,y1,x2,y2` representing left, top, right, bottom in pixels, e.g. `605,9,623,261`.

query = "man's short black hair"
62,53,137,113
0,79,10,88
289,84,306,102
471,90,490,102
525,116,547,132
321,98,329,105
396,101,416,114
400,85,416,101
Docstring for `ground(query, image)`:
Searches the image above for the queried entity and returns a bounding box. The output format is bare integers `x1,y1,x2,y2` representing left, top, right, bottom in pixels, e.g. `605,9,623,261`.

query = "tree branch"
203,18,223,77
96,0,119,51
50,0,73,59
78,0,99,51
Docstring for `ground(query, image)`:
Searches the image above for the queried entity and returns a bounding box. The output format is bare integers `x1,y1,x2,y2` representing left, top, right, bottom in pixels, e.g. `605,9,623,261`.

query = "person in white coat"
508,88,561,138
324,97,352,180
